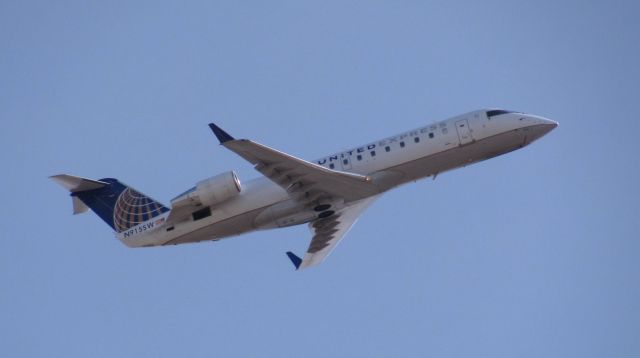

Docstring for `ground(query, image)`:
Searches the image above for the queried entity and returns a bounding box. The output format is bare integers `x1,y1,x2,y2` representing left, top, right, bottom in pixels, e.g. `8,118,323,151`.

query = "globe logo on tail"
113,188,168,232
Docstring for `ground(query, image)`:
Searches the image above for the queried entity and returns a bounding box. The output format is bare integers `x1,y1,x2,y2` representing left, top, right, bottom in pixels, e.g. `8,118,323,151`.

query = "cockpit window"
486,109,518,118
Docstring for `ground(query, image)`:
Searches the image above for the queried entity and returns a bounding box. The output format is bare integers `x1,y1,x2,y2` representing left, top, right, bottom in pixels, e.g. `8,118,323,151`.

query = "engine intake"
171,171,241,208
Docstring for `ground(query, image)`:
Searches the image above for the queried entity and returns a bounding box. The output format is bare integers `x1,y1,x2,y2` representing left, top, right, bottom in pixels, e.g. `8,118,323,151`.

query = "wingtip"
286,251,302,270
208,123,235,144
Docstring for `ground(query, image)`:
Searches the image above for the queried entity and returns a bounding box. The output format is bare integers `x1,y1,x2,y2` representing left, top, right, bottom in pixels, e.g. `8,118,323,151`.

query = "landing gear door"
455,119,473,146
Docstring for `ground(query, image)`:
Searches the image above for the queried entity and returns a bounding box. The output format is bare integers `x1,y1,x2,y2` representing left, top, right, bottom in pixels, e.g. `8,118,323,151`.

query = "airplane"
51,109,557,270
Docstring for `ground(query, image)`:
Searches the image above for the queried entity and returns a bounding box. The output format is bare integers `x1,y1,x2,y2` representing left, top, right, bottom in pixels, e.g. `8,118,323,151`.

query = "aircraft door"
455,119,473,145
340,152,352,171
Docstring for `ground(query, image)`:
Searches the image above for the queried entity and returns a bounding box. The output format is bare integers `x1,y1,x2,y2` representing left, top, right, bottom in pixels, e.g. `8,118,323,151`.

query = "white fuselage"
120,109,557,247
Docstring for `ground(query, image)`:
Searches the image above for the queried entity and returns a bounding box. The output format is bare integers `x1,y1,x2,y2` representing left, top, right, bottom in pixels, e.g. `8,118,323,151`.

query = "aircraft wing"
286,195,379,269
208,123,380,203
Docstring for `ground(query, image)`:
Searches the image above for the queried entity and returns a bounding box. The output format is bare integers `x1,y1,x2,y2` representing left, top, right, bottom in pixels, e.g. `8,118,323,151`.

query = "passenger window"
370,151,376,157
343,159,348,165
414,137,420,143
429,132,434,138
329,163,335,169
400,141,405,148
357,155,362,161
385,146,390,152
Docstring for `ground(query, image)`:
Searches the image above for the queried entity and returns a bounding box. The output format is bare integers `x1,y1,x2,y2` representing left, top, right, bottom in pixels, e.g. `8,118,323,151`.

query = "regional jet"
51,109,557,269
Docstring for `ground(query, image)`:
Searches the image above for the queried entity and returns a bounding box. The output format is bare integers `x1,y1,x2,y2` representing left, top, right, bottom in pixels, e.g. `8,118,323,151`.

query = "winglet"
208,123,235,144
286,251,303,270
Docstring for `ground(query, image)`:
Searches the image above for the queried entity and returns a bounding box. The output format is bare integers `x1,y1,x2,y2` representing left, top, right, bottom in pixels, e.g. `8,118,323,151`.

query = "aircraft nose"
522,116,558,144
539,118,558,134
543,118,558,128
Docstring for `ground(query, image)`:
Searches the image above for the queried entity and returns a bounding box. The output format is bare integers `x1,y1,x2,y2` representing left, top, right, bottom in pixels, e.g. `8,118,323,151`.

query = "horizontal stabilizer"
72,196,90,214
50,174,108,192
51,174,109,215
286,251,302,270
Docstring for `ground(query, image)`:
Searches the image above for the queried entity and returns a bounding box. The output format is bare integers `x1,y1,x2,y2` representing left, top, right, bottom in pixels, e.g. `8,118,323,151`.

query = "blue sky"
2,1,639,357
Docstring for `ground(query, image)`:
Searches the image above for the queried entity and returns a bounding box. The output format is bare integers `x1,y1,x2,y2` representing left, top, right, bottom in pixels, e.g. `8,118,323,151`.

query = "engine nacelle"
171,171,242,208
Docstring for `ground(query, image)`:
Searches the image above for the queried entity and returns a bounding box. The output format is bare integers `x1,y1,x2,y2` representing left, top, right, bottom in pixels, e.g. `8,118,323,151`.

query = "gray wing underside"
296,195,379,269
